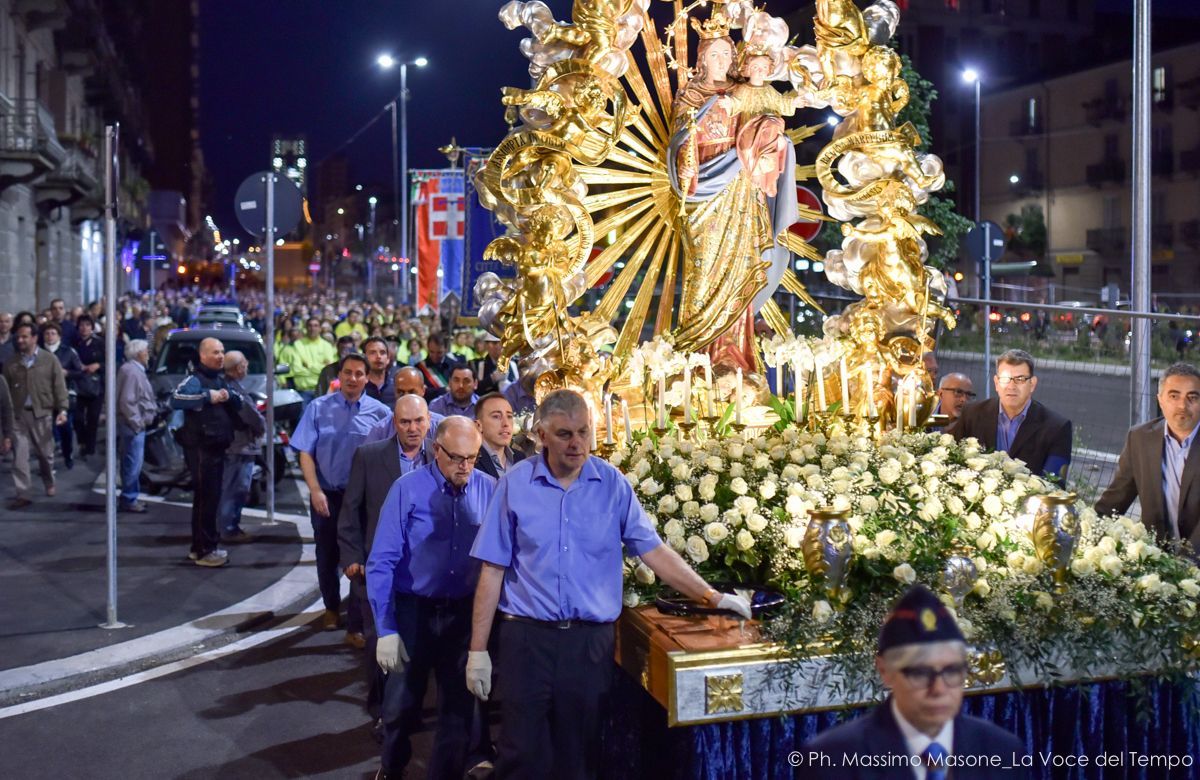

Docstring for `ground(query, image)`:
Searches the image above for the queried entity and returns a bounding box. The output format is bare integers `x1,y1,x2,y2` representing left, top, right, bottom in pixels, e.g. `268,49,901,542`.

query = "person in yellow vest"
291,318,338,402
335,309,370,339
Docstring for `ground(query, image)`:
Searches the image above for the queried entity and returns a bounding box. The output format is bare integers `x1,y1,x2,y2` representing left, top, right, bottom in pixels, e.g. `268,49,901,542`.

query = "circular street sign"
788,185,824,243
964,220,1007,264
234,172,303,239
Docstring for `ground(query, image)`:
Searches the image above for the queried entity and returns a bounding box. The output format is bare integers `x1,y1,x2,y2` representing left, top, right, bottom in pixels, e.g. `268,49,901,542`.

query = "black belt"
500,613,610,630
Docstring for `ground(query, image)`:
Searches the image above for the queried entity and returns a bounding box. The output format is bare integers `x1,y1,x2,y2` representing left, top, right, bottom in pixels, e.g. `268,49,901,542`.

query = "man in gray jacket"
116,339,157,512
3,322,68,509
216,350,265,543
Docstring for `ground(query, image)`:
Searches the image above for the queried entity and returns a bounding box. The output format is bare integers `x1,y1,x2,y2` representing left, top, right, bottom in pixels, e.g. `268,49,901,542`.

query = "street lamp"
377,53,429,305
963,66,991,397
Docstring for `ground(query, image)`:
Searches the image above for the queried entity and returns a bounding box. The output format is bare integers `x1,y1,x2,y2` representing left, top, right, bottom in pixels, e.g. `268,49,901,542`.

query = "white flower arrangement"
614,426,1200,683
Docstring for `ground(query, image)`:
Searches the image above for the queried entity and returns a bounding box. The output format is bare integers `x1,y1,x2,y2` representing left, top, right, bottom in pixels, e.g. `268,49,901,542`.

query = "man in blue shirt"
293,353,393,632
1097,362,1200,554
368,417,496,780
429,364,479,418
467,389,752,779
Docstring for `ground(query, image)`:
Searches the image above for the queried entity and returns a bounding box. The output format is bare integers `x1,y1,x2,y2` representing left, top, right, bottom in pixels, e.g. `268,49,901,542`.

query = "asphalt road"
0,622,391,778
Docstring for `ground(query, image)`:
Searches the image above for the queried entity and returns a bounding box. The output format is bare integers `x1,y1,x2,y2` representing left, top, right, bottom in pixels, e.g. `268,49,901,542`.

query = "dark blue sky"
198,0,1196,241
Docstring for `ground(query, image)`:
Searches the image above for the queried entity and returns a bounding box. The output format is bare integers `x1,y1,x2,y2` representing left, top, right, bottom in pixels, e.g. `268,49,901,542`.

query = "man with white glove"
468,390,752,779
367,417,496,780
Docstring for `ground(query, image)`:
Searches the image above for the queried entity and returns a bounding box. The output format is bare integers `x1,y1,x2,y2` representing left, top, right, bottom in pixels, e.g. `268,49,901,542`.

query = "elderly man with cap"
472,333,512,396
802,585,1027,779
467,389,752,779
368,416,497,780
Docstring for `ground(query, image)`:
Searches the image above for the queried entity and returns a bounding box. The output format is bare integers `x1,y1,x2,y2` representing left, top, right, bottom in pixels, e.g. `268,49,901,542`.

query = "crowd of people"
6,285,1200,778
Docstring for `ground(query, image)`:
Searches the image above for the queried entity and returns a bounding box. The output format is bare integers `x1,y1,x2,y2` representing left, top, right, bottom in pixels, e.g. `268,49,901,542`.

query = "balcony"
1083,95,1125,125
1086,228,1127,255
1152,223,1174,249
1179,76,1200,111
35,138,99,211
14,0,67,31
1181,147,1200,176
1086,158,1126,187
0,99,66,189
1182,219,1200,248
1009,118,1043,138
1152,150,1175,177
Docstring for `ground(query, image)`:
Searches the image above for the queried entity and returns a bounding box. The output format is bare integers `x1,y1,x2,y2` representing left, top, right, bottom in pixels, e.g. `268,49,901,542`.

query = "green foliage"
1005,204,1048,256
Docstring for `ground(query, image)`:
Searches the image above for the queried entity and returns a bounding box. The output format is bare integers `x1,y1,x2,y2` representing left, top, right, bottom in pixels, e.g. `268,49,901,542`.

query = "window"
1025,148,1039,174
1153,66,1170,105
1152,125,1173,156
1102,196,1120,230
1026,97,1039,131
1152,192,1166,223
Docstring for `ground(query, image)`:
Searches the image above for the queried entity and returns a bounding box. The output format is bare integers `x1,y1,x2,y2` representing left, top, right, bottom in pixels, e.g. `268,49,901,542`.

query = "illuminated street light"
377,53,396,70
414,57,428,68
961,68,979,84
1009,173,1021,184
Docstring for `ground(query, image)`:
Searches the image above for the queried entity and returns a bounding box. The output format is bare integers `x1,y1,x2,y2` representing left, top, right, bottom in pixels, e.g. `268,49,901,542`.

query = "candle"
683,369,691,421
621,398,632,441
657,376,666,428
907,383,918,428
792,360,802,418
604,394,614,444
816,359,827,410
839,357,849,411
591,404,598,451
704,363,716,418
775,362,784,400
864,363,877,418
735,367,743,425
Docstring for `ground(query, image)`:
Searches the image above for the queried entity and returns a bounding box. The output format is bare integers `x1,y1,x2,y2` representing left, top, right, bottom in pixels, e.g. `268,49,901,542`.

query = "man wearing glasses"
367,416,496,780
949,349,1072,480
933,373,975,425
802,585,1028,778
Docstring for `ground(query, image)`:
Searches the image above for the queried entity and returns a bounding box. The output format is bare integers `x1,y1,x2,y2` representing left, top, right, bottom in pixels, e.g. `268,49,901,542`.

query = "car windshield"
157,340,266,375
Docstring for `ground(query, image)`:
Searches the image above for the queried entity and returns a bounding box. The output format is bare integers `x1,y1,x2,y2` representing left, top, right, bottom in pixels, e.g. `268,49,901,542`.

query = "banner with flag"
463,157,516,317
414,169,465,310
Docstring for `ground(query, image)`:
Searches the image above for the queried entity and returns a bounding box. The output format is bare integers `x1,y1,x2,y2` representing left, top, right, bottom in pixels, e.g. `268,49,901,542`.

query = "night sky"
198,0,1197,242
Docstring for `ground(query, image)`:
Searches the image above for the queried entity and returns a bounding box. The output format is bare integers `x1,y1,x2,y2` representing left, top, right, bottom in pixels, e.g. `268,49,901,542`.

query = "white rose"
623,590,640,608
671,462,692,481
705,456,725,473
729,463,746,479
667,534,686,552
858,495,879,514
1022,557,1044,576
875,529,899,548
662,519,685,538
734,496,758,515
832,494,852,513
727,443,744,460
1097,536,1117,555
682,501,701,518
973,578,991,597
1034,591,1054,611
675,484,694,503
1006,551,1025,569
699,503,720,522
769,446,788,462
760,480,778,500
785,495,806,517
1000,489,1018,507
918,496,944,523
781,464,801,481
976,531,996,551
1124,540,1146,561
784,526,804,548
730,477,749,496
639,478,663,496
966,457,988,471
735,529,755,551
703,523,730,544
945,495,966,517
1071,558,1095,577
1179,578,1200,597
1137,573,1161,591
892,563,917,585
964,513,982,531
635,563,656,585
746,513,768,532
685,535,709,563
878,466,900,485
753,453,771,470
811,600,834,624
657,496,679,515
1099,555,1123,576
723,509,743,527
982,494,1004,518
963,481,981,502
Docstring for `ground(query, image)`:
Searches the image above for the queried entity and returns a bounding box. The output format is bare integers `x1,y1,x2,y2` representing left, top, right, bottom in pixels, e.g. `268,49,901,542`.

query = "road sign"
964,220,1007,268
788,185,824,242
234,172,302,239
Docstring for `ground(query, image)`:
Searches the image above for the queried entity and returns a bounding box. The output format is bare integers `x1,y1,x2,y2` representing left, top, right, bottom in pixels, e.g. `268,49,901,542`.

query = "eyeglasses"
900,664,968,689
995,375,1033,386
436,443,478,467
941,388,977,399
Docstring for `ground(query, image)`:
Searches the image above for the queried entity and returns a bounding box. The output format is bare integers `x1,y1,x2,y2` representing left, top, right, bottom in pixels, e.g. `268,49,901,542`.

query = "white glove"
377,633,410,673
716,593,753,621
465,650,492,701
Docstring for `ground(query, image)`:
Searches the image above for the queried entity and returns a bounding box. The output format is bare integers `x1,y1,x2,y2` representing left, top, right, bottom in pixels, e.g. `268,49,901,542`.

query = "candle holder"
596,441,617,460
807,411,832,434
728,422,747,437
676,421,698,441
701,415,722,440
651,426,670,441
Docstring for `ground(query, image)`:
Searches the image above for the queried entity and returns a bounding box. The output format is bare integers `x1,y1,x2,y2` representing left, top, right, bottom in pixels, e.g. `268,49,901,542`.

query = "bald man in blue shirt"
467,389,752,779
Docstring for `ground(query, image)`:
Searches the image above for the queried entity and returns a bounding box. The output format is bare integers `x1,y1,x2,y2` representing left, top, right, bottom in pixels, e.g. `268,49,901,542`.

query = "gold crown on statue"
690,10,733,40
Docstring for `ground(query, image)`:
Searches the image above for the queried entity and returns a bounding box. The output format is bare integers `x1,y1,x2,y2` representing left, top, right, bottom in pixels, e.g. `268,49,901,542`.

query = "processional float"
473,0,951,437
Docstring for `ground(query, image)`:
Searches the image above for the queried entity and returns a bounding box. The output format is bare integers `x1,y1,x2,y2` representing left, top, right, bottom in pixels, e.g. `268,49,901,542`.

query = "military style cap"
877,584,965,653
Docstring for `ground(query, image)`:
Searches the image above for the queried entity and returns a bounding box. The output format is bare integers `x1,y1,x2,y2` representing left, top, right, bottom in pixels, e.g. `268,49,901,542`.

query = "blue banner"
463,165,516,316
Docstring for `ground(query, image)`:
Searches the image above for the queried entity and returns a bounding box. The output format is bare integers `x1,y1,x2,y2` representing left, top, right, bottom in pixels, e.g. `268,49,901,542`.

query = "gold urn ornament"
802,507,854,601
1025,492,1080,592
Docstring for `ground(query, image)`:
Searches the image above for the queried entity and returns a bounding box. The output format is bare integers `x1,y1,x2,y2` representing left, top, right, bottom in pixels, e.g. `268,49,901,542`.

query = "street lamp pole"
392,96,403,303
400,61,410,306
963,68,991,398
378,54,426,307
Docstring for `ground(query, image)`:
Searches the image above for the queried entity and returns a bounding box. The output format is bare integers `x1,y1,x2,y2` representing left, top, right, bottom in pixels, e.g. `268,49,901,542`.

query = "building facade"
979,41,1200,302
